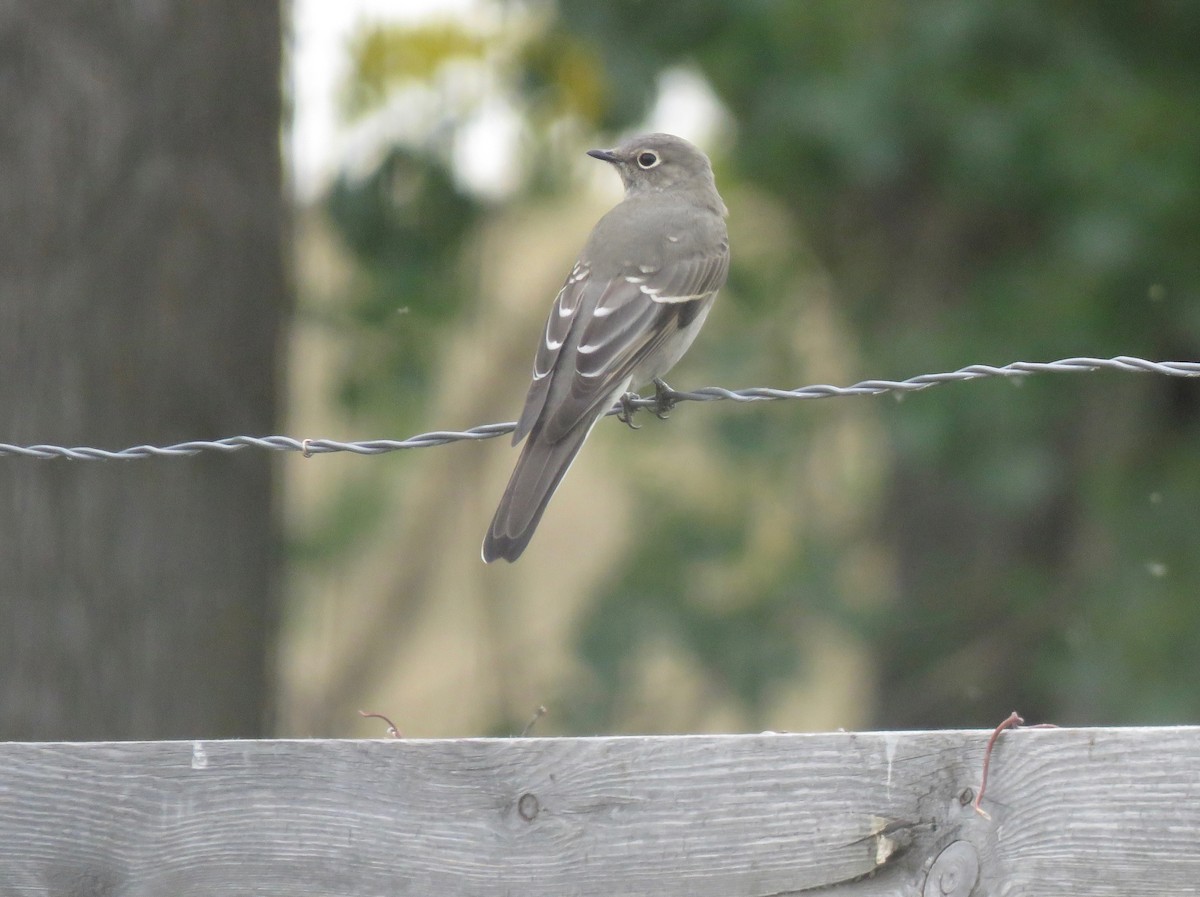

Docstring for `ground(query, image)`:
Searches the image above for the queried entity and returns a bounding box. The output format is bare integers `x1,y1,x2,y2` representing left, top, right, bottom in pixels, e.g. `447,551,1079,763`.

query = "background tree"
0,3,287,739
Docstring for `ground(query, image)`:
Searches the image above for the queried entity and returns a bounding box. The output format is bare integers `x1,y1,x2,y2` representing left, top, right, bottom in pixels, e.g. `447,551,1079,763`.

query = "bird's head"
587,133,720,207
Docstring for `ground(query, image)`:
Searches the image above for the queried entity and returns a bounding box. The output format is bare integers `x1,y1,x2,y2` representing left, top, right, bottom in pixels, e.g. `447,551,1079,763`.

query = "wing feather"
513,228,729,448
538,246,729,443
512,263,590,444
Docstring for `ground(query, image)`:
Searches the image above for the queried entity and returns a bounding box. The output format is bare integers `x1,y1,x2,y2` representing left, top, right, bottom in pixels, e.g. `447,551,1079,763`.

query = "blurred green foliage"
324,1,1200,731
547,0,1200,729
325,147,482,419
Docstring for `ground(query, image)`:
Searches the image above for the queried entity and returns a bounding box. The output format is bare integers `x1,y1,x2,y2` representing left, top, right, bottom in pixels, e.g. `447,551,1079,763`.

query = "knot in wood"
517,792,540,822
923,840,979,897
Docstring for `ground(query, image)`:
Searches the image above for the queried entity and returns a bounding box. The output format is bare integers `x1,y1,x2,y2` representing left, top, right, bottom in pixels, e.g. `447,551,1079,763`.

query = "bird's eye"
637,151,660,169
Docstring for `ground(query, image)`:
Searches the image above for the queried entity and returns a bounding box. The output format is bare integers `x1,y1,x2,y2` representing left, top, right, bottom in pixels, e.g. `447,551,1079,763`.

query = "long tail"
481,417,597,563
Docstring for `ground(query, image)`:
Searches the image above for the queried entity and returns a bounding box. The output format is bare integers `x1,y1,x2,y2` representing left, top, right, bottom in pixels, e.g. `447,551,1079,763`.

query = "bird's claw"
617,392,642,429
617,379,678,428
651,377,677,420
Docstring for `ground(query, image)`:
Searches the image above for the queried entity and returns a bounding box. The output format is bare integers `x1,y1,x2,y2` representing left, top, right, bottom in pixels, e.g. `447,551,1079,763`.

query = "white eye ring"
636,151,660,169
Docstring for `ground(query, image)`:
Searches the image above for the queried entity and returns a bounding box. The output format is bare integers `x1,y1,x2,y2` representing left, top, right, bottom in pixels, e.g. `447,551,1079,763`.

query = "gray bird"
482,133,730,563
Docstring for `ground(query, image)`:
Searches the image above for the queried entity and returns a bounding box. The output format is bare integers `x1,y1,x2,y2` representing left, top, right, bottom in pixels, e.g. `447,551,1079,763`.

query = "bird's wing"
511,261,591,444
576,249,729,378
531,244,729,444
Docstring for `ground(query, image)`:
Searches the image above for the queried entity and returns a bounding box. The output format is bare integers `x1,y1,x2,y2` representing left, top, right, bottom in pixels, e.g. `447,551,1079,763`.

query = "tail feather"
481,419,596,563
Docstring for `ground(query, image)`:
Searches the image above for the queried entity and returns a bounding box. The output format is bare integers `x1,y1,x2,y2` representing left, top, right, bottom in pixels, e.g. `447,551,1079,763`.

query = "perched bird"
482,133,730,563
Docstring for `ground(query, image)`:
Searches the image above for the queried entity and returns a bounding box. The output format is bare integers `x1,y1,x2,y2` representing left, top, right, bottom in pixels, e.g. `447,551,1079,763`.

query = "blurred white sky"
289,0,476,200
288,0,727,201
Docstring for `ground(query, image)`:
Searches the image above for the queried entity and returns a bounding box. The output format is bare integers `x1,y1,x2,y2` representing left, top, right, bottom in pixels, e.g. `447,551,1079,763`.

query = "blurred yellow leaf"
518,28,608,124
343,23,488,118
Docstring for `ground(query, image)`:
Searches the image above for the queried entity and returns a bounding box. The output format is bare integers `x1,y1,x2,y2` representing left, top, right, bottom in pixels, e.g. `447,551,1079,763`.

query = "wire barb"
1,355,1197,461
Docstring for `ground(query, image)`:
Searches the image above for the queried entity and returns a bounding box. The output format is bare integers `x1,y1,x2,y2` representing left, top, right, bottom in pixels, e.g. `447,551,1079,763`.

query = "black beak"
586,148,618,163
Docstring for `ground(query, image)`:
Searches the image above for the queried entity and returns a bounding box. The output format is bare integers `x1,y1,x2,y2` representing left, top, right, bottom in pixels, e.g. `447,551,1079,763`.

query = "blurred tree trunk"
0,3,287,739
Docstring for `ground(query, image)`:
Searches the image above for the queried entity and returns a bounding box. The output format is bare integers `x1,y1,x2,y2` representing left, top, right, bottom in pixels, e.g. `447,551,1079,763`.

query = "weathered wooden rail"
1,727,1196,895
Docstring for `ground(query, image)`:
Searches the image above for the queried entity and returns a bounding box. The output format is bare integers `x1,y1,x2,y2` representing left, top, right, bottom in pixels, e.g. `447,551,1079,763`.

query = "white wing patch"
647,290,711,304
635,282,706,303
532,262,591,381
544,304,564,350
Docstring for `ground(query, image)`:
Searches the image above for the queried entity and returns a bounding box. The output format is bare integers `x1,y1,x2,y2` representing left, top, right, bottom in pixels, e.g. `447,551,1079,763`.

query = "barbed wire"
1,355,1197,462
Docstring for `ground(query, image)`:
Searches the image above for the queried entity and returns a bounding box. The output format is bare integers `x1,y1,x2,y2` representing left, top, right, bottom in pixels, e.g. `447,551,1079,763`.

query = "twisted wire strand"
2,355,1197,461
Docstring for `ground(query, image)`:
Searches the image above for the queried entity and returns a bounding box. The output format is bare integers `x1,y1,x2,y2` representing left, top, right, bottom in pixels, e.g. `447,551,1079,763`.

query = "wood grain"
1,728,1197,895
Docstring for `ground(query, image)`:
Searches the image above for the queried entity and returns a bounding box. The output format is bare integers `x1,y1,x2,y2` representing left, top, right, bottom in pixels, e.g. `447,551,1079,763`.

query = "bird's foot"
651,378,678,419
617,392,643,429
617,380,677,429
